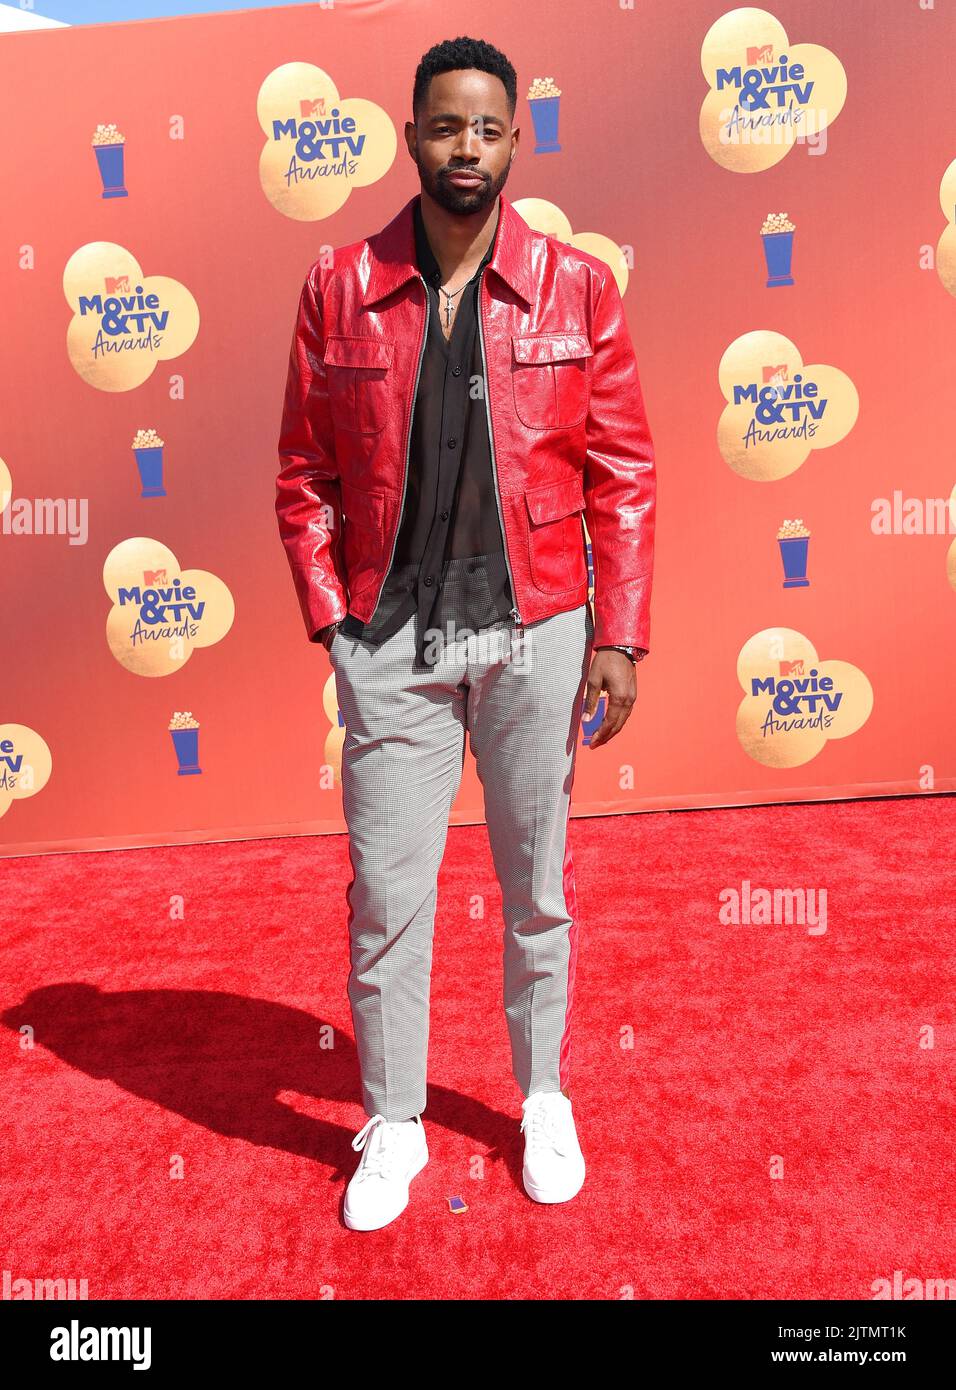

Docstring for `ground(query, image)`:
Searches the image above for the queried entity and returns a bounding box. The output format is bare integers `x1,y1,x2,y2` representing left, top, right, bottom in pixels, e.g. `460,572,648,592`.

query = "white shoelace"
520,1096,570,1156
351,1114,413,1183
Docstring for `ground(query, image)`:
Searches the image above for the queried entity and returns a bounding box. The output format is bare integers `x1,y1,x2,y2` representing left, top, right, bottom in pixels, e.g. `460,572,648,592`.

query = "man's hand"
583,649,637,748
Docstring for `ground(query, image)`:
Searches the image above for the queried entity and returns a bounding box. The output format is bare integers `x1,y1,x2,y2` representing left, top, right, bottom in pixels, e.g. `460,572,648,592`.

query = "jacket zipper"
367,271,429,624
477,268,523,637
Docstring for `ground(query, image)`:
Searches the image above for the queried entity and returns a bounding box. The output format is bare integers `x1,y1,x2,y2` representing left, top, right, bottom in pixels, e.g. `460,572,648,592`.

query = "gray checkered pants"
329,591,594,1122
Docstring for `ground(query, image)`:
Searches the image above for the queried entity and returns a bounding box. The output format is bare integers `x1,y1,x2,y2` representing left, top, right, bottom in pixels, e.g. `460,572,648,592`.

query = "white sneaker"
343,1113,429,1231
520,1091,586,1204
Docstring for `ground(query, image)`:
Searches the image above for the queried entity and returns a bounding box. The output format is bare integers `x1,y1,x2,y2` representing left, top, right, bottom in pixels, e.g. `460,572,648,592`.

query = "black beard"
416,154,511,216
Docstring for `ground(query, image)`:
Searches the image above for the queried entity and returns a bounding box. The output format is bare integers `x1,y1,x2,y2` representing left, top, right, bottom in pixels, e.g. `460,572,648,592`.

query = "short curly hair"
412,36,517,124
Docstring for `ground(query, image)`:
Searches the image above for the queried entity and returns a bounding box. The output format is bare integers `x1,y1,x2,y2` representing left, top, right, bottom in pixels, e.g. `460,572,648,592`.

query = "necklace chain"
438,280,468,328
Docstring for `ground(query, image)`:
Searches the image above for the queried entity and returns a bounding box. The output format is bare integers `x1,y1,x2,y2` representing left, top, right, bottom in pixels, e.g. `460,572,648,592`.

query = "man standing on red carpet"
277,36,656,1230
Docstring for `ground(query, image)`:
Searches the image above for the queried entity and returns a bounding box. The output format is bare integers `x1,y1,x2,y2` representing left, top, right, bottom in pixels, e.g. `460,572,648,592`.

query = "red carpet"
2,796,953,1300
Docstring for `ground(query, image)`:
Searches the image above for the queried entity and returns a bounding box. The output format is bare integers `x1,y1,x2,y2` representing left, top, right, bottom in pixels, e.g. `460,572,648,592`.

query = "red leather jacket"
276,191,656,652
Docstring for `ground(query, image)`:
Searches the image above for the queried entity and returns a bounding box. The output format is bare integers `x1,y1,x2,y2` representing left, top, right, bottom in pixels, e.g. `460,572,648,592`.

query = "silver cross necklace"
438,280,468,329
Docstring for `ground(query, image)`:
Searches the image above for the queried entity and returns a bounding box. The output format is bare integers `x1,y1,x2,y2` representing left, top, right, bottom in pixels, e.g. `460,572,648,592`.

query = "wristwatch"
596,645,645,664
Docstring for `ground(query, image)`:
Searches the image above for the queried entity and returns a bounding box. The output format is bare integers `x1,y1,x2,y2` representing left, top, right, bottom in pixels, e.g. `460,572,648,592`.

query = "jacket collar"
363,190,534,308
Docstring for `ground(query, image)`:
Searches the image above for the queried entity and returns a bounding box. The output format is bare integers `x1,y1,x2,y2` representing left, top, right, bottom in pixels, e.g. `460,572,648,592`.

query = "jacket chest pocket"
323,336,393,434
511,332,593,430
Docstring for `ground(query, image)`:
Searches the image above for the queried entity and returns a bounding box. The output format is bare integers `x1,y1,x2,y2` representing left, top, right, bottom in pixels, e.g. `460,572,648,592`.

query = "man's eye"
433,124,500,138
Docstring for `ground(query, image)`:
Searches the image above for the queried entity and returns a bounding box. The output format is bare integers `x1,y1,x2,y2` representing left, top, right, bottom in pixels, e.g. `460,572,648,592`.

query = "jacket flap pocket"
341,480,386,531
323,336,393,369
512,332,594,365
524,475,587,525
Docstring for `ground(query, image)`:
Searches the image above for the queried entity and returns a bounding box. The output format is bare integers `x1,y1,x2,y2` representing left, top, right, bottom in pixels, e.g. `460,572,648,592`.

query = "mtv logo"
747,44,773,64
144,568,167,586
299,97,326,118
763,364,788,385
106,275,130,294
780,659,805,677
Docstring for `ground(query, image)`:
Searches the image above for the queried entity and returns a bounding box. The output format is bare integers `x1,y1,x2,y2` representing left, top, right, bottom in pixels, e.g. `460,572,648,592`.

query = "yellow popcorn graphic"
761,211,796,234
92,122,124,146
528,77,562,99
132,428,164,449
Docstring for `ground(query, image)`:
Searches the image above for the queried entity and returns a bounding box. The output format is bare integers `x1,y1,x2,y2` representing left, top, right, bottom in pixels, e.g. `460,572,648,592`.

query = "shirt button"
440,510,450,520
447,437,457,449
424,576,434,587
453,364,462,376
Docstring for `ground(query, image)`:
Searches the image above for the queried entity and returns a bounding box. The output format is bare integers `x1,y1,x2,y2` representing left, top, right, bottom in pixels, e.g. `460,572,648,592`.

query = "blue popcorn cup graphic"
133,443,166,498
762,231,795,287
527,78,562,153
760,214,796,287
529,96,561,153
169,713,202,775
93,129,128,199
778,522,811,588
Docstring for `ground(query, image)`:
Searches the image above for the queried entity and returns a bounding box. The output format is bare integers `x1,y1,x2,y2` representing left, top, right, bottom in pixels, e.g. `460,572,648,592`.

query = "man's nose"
450,123,484,160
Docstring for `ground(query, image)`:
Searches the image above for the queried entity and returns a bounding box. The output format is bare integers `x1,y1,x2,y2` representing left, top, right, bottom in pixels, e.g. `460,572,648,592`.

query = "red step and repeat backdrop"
2,0,955,856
